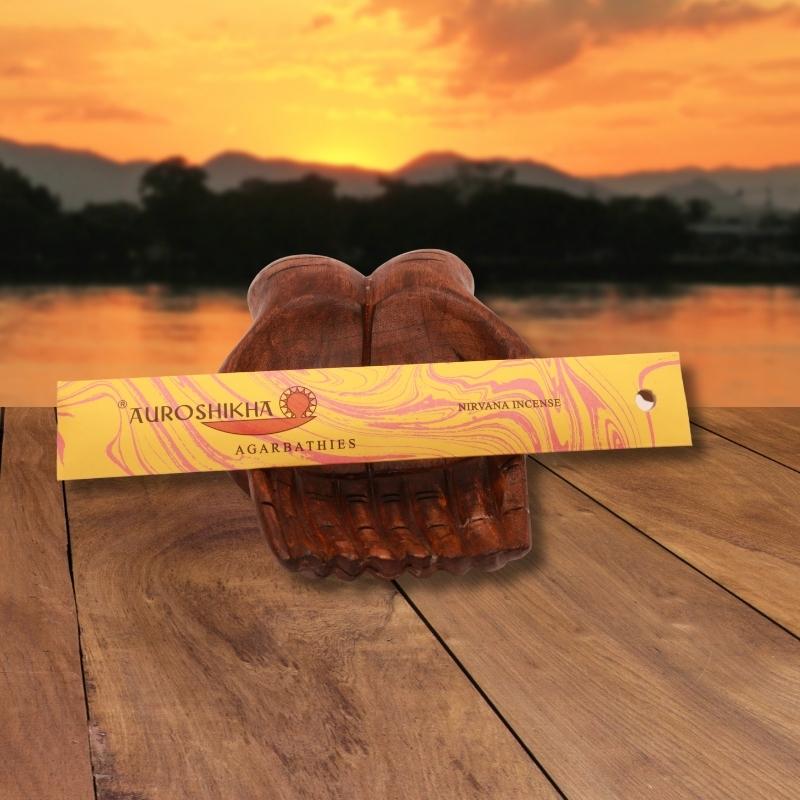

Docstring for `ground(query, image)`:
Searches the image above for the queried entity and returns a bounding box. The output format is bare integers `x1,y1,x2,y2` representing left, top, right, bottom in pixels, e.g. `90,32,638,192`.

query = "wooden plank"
537,426,800,634
399,461,800,800
692,408,800,471
0,408,94,800
65,470,558,800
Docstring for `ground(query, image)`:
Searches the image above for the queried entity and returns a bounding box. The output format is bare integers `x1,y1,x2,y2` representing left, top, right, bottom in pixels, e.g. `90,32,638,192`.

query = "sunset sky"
2,0,799,174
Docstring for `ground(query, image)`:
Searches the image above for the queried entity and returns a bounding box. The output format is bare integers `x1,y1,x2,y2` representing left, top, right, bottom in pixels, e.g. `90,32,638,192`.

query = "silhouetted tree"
350,179,461,268
59,202,144,281
0,157,796,286
685,198,712,224
139,157,214,280
606,196,689,265
788,212,800,251
210,174,344,281
0,163,61,278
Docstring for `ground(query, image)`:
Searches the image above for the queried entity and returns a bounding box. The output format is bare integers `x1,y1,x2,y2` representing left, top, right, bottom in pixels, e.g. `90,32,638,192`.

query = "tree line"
1,157,798,287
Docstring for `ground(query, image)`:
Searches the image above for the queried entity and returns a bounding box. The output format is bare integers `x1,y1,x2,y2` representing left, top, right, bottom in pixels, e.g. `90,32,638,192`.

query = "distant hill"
1,136,798,214
659,177,750,218
394,150,600,197
594,165,800,212
0,138,602,206
0,138,151,208
204,151,383,197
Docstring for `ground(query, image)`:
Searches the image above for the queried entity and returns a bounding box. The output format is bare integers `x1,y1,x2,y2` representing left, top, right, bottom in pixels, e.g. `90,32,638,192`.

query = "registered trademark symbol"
118,399,127,408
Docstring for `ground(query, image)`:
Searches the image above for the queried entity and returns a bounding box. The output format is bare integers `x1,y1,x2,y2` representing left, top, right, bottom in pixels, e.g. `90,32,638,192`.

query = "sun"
307,143,389,170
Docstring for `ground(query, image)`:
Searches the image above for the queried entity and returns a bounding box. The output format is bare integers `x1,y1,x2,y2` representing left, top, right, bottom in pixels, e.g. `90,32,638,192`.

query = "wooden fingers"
223,250,535,579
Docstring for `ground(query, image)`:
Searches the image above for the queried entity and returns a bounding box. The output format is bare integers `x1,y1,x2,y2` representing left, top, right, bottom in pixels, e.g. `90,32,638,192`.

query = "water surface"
1,284,797,406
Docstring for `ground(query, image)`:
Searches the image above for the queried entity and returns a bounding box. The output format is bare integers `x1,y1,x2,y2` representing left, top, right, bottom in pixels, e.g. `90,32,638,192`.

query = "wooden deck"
1,406,798,799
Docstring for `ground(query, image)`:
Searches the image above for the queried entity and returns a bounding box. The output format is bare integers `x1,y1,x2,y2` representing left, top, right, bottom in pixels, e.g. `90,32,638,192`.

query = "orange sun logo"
279,386,317,418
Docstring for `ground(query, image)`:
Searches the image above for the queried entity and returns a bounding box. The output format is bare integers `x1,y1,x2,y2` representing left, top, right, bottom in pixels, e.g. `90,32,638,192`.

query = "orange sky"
1,0,799,173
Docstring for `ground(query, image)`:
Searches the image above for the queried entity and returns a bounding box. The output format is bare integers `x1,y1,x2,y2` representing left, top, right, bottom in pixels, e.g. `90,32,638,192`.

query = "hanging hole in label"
635,389,656,412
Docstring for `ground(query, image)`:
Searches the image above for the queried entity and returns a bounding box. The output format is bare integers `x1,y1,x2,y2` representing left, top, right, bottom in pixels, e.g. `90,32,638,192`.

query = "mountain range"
2,136,798,214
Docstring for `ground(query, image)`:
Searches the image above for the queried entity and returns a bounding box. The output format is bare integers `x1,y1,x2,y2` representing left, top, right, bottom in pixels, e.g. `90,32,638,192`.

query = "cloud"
743,108,800,125
532,68,682,110
0,25,140,81
755,55,800,71
42,102,165,124
360,0,800,93
0,93,165,125
662,0,797,29
1,63,39,78
0,26,161,126
306,13,335,31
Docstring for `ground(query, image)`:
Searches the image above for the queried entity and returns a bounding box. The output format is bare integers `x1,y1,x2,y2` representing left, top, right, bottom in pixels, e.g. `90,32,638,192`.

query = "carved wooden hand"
220,249,534,579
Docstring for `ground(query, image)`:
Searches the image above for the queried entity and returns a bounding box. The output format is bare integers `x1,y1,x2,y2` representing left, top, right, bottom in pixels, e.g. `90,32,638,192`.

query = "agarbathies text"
236,438,356,455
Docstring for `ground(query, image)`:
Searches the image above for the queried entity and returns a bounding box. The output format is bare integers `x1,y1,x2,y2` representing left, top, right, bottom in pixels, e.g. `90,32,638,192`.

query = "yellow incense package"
56,352,691,480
